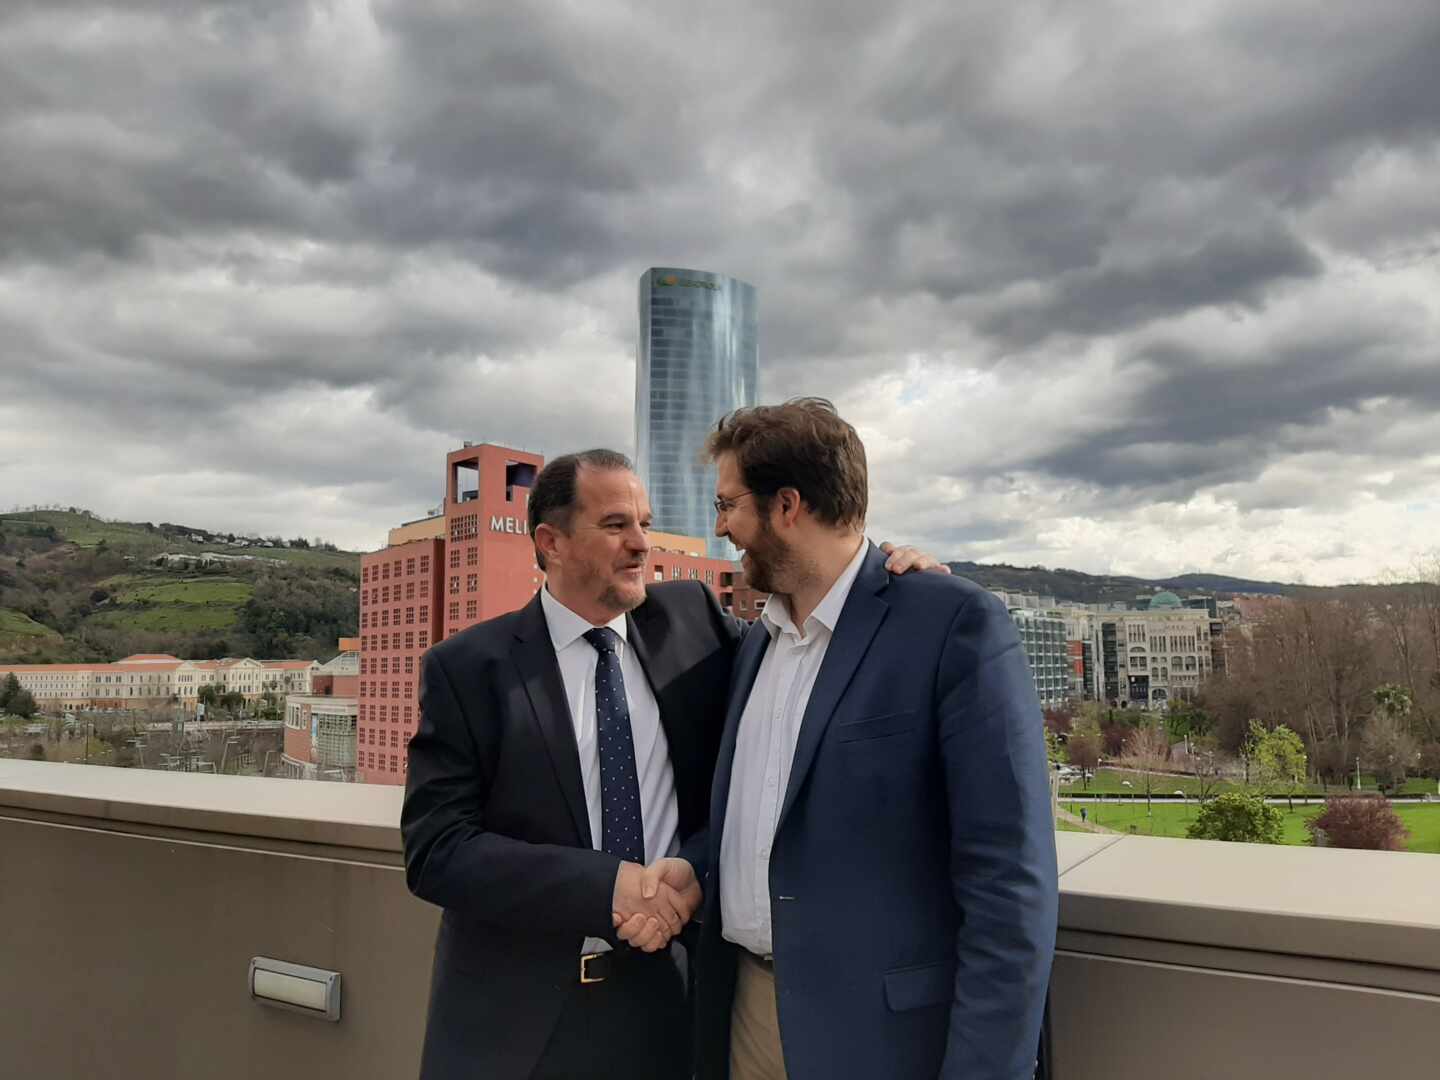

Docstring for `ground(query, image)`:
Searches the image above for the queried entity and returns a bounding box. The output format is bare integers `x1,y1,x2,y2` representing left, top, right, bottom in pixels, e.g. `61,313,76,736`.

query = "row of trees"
1204,564,1440,787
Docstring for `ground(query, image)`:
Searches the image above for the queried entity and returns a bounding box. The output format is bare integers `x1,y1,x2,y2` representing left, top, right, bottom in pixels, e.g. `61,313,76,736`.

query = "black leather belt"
580,945,677,984
580,951,614,984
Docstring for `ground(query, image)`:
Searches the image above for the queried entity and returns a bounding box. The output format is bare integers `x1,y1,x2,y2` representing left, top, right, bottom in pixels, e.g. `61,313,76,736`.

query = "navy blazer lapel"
707,618,771,867
776,544,891,831
511,593,592,848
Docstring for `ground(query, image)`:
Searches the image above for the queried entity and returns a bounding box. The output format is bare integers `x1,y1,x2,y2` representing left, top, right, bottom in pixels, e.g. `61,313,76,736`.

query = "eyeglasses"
712,490,755,516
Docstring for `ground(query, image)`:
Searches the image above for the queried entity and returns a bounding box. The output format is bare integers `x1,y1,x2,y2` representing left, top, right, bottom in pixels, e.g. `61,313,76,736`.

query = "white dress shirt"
720,539,868,957
539,586,679,955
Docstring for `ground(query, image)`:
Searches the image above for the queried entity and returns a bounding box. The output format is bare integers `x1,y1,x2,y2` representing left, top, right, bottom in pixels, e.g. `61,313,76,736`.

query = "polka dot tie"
583,627,646,864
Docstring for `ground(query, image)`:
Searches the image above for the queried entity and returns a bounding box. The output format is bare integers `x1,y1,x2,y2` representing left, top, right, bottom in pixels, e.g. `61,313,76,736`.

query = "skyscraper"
635,267,758,558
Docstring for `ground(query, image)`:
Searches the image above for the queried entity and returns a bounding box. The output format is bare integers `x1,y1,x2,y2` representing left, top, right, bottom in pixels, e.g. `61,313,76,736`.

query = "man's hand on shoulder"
611,857,702,952
879,541,951,576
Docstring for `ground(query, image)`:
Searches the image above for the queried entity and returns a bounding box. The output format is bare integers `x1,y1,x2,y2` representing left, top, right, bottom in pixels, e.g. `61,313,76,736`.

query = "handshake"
611,857,702,952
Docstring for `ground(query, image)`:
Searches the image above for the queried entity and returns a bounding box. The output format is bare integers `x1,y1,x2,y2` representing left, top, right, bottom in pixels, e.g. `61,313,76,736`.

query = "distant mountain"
944,561,1296,605
0,510,360,663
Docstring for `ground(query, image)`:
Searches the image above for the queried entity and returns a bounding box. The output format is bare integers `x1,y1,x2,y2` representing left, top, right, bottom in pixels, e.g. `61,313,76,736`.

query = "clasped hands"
611,857,701,952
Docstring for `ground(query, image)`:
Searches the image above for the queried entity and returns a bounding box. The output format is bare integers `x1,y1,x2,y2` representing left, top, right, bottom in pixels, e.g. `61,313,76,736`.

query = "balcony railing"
2,759,1438,1078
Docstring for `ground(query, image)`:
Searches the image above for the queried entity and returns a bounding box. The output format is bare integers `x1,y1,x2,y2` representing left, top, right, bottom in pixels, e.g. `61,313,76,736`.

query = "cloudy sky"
3,1,1439,585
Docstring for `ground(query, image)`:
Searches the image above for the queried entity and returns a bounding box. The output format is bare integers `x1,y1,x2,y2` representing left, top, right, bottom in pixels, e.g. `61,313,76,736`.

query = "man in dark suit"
402,447,942,1080
681,399,1058,1080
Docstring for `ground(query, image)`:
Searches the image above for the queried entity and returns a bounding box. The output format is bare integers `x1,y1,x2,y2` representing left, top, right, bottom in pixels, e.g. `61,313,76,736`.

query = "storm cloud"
3,0,1440,584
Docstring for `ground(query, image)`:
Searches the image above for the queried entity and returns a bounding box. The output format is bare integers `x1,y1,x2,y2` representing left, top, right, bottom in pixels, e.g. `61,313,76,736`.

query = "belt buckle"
580,952,606,985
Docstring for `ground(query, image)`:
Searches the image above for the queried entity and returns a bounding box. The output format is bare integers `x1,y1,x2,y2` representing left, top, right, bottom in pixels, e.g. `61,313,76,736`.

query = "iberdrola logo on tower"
655,272,718,291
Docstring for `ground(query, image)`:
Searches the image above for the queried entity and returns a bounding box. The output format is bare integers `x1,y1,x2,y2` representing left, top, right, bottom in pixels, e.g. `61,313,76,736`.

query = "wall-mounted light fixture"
248,958,342,1022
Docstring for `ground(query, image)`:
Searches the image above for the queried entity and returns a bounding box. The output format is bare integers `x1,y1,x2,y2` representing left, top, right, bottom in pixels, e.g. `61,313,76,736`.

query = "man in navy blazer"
680,399,1058,1079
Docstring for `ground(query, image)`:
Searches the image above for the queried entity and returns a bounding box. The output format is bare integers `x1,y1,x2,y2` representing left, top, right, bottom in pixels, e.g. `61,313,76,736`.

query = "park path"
1056,806,1119,834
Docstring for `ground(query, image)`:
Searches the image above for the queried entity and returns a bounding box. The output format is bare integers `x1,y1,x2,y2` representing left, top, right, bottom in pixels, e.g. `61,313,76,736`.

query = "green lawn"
1061,800,1440,854
105,577,253,605
0,608,61,639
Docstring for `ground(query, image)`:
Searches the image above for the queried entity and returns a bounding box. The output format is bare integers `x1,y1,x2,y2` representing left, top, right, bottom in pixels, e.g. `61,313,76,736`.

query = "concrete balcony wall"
0,761,437,1080
2,760,1439,1079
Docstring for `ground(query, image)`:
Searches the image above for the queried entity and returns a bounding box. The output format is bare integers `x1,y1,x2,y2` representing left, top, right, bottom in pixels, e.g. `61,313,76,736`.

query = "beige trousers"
729,951,789,1080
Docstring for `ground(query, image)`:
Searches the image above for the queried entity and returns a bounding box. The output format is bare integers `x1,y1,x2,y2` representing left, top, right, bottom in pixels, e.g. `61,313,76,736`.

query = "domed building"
1148,590,1183,610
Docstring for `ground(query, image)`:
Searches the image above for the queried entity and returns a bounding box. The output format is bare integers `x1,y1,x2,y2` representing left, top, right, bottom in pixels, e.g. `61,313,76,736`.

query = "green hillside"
0,607,64,651
0,510,360,663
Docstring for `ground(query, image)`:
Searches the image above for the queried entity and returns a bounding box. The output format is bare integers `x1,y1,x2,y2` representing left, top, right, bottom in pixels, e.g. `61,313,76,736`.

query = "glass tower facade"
635,267,758,559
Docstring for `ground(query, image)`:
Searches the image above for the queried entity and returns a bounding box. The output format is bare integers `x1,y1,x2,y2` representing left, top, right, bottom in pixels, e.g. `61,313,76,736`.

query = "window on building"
406,558,416,575
406,582,415,601
465,600,477,620
450,548,460,569
404,656,414,674
419,631,428,648
466,546,478,567
406,606,415,625
419,555,430,573
449,602,459,621
466,574,477,592
672,568,682,579
449,576,460,595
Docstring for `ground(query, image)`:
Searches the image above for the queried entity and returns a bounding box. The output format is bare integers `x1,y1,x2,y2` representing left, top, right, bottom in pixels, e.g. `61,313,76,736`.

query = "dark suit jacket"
402,581,741,1080
694,545,1059,1080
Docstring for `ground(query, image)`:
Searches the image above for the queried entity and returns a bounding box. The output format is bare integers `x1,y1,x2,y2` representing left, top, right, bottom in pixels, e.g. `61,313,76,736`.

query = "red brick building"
357,444,743,785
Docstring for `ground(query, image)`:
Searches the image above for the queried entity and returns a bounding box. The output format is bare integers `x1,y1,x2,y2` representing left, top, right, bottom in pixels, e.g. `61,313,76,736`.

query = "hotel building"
356,444,740,785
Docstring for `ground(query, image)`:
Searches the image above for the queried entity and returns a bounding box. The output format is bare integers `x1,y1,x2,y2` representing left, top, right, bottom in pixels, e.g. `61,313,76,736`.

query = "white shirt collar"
760,538,869,641
540,586,629,654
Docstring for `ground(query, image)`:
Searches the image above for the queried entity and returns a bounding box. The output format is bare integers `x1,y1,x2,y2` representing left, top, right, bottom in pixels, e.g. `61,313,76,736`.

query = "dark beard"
743,518,792,595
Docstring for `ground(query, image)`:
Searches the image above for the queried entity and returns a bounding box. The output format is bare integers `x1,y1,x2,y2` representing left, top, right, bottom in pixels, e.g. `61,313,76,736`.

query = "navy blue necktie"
583,627,646,864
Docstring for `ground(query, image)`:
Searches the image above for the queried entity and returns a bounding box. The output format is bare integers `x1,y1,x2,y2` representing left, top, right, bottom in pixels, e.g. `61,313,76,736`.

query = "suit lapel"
708,619,771,868
511,593,592,848
776,544,891,831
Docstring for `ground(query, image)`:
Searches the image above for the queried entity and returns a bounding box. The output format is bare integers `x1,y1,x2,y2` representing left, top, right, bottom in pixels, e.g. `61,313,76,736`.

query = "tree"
7,688,37,719
1186,792,1284,844
0,672,20,710
1118,721,1170,814
1043,728,1064,767
1418,741,1440,781
197,684,222,708
1066,730,1101,788
1043,707,1073,739
1362,710,1419,793
1306,795,1409,851
1188,734,1228,803
1250,722,1309,810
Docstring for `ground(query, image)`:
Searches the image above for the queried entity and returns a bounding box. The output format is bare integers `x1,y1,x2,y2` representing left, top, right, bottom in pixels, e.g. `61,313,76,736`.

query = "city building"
1099,592,1215,708
634,266,758,559
281,640,359,781
0,654,318,712
357,443,741,785
1007,608,1070,709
